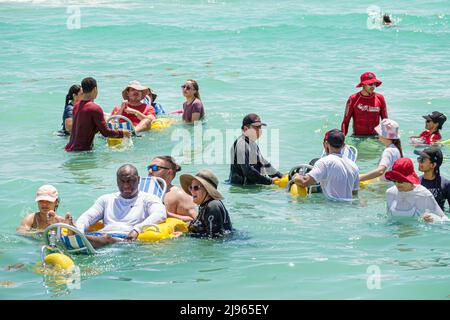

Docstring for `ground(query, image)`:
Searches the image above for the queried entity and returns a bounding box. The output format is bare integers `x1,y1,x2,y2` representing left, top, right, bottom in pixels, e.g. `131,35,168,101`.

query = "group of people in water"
17,72,450,247
60,77,205,150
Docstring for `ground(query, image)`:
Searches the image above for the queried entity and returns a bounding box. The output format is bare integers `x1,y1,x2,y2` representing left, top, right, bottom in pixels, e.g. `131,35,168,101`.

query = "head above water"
357,72,382,95
415,146,443,176
182,79,201,101
148,155,182,184
35,184,59,213
81,77,98,99
242,113,267,141
423,111,446,131
323,129,345,153
116,164,140,199
65,84,82,106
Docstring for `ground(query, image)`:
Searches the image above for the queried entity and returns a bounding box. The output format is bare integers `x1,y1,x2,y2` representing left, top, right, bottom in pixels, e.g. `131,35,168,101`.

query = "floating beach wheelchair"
41,176,187,257
106,115,135,148
276,144,359,197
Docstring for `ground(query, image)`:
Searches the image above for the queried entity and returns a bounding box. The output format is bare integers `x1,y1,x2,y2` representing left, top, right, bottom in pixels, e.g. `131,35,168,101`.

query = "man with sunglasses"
229,113,282,185
415,147,450,212
341,72,388,136
147,156,197,222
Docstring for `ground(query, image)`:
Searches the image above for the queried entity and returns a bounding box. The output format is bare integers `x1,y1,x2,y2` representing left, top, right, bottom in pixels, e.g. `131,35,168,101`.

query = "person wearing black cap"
293,129,359,201
415,147,450,212
410,111,447,145
228,113,283,185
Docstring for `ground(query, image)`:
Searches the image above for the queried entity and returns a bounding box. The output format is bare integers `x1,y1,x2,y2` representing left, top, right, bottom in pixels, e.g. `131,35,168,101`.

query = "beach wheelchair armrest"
44,223,97,255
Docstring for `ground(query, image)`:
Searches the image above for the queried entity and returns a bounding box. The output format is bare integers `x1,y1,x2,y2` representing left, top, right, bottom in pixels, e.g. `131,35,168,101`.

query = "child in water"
409,111,446,145
17,185,72,234
384,158,448,222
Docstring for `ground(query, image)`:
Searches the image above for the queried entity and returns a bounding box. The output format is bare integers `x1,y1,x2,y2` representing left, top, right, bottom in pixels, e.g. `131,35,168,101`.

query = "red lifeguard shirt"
111,103,155,126
419,130,441,144
341,92,388,136
65,100,124,152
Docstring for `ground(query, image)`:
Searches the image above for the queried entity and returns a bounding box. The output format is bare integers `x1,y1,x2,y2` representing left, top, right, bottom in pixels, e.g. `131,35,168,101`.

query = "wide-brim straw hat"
180,169,223,200
122,80,157,101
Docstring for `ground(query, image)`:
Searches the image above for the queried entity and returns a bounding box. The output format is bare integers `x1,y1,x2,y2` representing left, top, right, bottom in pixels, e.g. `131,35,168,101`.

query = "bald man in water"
75,164,167,248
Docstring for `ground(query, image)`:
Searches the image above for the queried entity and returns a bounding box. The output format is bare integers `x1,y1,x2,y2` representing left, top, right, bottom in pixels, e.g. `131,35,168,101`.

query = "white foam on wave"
0,0,134,9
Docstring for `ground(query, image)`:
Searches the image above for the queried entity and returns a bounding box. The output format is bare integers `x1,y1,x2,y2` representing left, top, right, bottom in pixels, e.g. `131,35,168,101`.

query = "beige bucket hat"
180,169,223,200
122,80,157,101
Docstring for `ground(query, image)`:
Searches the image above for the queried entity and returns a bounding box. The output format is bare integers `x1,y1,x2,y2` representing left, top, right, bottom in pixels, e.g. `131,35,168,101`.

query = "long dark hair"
186,79,201,101
392,139,403,158
65,84,82,106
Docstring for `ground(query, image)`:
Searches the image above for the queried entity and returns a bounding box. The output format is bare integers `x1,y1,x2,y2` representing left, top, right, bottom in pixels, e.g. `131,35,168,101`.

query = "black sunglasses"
147,164,171,172
181,85,193,90
188,185,202,192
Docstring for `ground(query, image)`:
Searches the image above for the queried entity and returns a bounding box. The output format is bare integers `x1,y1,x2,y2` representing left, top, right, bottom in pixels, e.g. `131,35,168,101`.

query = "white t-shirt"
386,184,447,221
379,144,401,180
76,192,167,234
307,153,360,202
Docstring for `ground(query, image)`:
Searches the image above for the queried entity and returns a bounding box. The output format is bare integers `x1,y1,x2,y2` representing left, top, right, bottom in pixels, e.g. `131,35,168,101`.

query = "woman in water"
384,158,447,222
181,79,204,124
180,169,232,237
59,84,82,135
17,185,73,234
360,119,403,182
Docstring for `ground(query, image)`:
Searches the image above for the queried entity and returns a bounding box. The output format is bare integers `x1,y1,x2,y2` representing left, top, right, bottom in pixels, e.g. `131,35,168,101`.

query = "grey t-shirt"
182,98,204,122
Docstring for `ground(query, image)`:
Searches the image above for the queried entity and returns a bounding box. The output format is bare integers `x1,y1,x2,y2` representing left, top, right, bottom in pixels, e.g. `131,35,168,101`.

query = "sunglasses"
181,85,193,90
189,185,202,192
147,164,171,172
417,156,426,163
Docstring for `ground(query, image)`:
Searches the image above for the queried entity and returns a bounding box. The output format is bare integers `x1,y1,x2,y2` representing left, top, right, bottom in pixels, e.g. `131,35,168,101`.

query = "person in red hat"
384,158,448,222
341,72,388,136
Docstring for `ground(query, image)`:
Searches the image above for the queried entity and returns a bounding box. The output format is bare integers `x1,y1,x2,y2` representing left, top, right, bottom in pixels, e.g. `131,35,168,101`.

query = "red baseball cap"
384,158,420,185
356,72,382,88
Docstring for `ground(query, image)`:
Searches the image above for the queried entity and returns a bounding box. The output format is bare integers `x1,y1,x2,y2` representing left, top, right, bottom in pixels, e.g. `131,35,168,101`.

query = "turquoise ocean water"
0,0,449,299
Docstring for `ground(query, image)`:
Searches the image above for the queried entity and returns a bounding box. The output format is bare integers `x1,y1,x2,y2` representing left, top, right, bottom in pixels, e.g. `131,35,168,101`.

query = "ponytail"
392,139,403,158
65,84,82,106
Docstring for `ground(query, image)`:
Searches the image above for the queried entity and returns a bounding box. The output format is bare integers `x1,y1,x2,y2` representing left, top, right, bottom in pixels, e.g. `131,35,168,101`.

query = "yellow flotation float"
87,217,188,242
44,253,75,271
274,174,308,197
151,117,176,130
288,184,308,197
359,178,380,189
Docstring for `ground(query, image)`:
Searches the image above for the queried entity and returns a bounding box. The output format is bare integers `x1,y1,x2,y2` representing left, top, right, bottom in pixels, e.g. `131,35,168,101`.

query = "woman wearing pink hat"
360,119,403,182
341,72,388,136
16,185,73,234
384,158,448,222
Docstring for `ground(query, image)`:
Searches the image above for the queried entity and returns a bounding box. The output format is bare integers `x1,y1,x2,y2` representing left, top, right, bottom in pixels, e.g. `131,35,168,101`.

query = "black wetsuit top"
420,175,450,211
188,199,232,238
229,135,282,185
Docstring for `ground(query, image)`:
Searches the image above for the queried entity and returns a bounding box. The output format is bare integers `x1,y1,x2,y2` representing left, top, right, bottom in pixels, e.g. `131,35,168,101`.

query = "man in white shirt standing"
293,129,359,201
75,164,167,248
